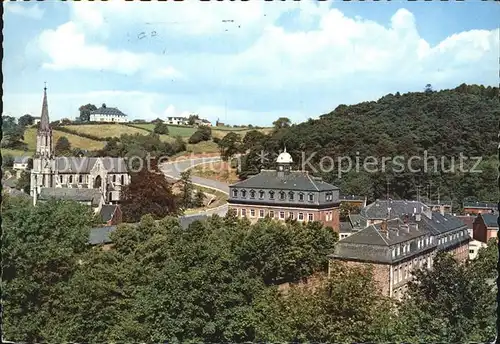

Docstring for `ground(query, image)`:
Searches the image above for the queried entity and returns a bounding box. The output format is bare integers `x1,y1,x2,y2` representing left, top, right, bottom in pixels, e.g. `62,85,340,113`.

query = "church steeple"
36,84,53,158
39,82,51,132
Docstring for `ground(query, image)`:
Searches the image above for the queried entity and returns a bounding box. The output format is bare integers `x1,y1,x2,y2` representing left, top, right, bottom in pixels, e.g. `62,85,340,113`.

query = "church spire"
39,83,51,132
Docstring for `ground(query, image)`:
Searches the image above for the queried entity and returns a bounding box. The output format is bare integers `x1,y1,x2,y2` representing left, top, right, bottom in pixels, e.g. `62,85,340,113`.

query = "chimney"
403,214,409,224
440,205,445,216
401,224,409,233
380,220,389,238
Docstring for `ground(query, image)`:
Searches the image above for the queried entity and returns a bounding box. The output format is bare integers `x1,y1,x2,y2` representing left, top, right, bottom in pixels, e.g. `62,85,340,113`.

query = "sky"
3,1,499,126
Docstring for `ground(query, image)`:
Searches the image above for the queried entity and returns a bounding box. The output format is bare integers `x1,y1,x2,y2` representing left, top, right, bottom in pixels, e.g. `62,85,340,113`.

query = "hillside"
239,84,500,205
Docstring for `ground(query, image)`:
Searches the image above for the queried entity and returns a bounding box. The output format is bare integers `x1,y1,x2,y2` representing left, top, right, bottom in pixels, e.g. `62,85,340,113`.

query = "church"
30,86,131,212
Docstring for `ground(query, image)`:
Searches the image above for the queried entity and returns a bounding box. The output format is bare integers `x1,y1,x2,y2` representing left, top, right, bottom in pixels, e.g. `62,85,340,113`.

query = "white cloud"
5,2,44,20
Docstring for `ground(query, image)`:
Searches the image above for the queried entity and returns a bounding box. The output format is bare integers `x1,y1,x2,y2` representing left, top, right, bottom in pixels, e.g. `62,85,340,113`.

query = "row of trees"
2,194,496,342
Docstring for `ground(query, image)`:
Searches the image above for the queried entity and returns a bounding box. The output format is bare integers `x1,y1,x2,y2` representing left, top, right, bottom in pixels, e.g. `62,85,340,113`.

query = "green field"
131,123,197,137
62,124,149,138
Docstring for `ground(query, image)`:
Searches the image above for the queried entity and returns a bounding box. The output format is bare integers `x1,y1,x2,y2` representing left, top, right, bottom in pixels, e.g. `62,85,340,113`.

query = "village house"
166,116,189,126
463,201,496,215
13,156,31,171
472,213,498,244
89,104,128,123
228,148,341,231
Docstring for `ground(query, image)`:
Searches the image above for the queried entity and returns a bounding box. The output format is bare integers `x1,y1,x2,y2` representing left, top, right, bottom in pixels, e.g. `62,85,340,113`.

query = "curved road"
160,156,230,217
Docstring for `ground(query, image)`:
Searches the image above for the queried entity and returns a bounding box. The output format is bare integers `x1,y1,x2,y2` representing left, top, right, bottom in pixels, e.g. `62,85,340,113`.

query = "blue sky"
3,1,499,126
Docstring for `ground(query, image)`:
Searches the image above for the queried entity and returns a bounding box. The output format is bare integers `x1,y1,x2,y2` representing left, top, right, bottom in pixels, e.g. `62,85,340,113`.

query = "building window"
250,209,256,217
326,192,332,201
121,175,125,184
392,249,396,258
299,193,304,201
250,190,256,199
308,213,313,221
69,175,73,183
113,175,116,183
279,211,285,219
298,213,304,221
241,209,246,217
59,175,63,183
269,210,275,218
289,212,294,220
259,209,265,218
269,191,275,199
308,194,314,202
289,191,294,201
233,189,238,198
279,191,286,200
78,175,82,183
241,190,247,198
418,240,421,249
396,246,400,256
259,190,265,199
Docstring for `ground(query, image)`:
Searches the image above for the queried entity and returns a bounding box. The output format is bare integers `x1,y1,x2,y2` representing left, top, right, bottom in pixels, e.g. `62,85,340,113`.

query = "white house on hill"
89,104,128,123
166,116,189,125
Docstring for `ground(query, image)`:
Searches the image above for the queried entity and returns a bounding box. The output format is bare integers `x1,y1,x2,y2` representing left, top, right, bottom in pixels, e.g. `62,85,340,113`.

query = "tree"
16,170,31,194
78,104,97,122
18,114,35,127
242,130,266,151
2,195,95,342
194,189,206,207
187,126,211,144
218,132,242,161
425,83,433,93
272,117,291,131
397,252,496,342
55,136,72,156
188,114,200,125
1,115,25,148
339,202,361,221
153,122,169,135
2,154,14,168
120,158,180,222
179,169,195,209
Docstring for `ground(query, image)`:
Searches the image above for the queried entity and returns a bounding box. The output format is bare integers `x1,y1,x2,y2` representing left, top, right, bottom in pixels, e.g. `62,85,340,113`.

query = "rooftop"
55,157,128,174
360,199,431,219
480,213,498,228
230,170,338,192
463,201,497,209
90,106,127,117
38,188,103,206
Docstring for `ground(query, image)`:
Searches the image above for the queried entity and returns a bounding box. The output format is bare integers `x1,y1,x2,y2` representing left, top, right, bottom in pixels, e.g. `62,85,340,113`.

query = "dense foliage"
153,121,169,135
78,103,97,122
188,125,212,144
239,84,499,206
1,115,26,149
2,197,496,342
55,136,72,156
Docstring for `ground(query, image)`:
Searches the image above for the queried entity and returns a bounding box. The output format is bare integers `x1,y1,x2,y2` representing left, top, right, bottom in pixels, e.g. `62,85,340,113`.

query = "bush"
2,154,14,168
188,131,205,144
213,137,221,144
154,122,169,135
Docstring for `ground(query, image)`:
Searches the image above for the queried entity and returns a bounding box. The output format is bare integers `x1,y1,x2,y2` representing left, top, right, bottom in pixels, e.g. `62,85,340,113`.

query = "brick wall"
330,260,391,296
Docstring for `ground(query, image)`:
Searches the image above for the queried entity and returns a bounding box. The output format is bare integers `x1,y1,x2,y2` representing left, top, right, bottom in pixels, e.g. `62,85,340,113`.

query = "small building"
463,201,496,215
228,148,341,231
13,156,30,170
99,204,123,226
340,195,367,208
37,187,105,215
468,240,487,260
166,116,189,126
216,119,225,127
89,104,128,123
194,118,212,127
472,213,498,244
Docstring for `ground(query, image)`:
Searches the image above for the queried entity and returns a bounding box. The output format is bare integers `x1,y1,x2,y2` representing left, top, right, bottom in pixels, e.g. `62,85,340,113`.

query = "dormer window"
259,190,265,199
79,175,83,183
241,190,247,198
299,193,304,201
250,190,256,199
279,191,286,200
269,191,275,200
326,192,333,201
233,189,238,198
113,175,117,183
289,191,294,201
69,175,73,183
308,193,314,202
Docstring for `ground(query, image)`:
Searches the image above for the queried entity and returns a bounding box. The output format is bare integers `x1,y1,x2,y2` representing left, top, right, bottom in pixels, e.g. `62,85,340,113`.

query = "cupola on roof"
276,147,293,164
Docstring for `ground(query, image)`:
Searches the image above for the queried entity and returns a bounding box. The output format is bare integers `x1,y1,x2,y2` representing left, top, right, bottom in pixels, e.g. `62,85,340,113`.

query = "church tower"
31,85,54,201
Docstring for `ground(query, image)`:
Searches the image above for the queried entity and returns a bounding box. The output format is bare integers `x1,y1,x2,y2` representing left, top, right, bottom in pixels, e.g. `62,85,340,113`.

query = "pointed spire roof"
39,84,51,132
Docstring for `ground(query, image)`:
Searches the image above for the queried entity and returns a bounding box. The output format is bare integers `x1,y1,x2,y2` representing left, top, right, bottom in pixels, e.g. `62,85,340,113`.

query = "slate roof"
481,213,498,228
340,221,355,233
54,157,128,173
360,199,430,219
13,156,30,164
457,215,475,230
230,170,339,192
90,106,127,117
38,188,102,206
332,218,432,264
100,205,118,223
2,178,18,188
463,201,496,209
414,212,468,236
340,195,366,201
88,214,209,245
89,226,116,245
349,214,367,229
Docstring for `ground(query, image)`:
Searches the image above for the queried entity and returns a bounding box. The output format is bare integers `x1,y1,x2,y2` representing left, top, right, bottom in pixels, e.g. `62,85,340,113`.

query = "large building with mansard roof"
30,86,131,211
227,148,341,231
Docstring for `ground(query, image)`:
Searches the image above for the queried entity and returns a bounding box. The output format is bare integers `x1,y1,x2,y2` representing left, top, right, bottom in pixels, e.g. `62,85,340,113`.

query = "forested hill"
239,84,499,206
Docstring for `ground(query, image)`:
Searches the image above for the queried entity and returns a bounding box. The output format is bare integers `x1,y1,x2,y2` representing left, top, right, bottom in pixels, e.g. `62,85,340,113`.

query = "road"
160,156,230,217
